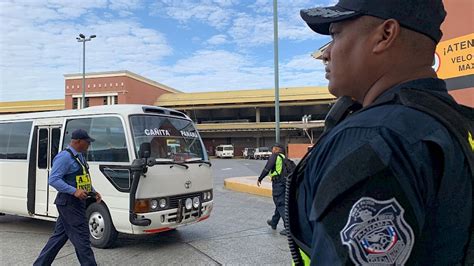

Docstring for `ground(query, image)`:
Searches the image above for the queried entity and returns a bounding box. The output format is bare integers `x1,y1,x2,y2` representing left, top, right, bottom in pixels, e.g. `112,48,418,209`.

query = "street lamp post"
76,33,96,109
273,0,280,144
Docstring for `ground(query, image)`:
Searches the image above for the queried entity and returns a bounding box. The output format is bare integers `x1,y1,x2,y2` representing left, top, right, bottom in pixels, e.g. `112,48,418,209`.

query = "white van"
215,145,234,158
0,105,213,248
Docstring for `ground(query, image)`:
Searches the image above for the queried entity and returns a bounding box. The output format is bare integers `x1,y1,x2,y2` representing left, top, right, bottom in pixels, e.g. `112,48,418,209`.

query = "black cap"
300,0,446,43
272,143,285,151
71,129,95,143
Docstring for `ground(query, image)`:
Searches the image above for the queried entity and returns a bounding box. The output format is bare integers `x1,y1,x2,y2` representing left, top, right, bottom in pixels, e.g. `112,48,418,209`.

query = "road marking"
221,168,232,171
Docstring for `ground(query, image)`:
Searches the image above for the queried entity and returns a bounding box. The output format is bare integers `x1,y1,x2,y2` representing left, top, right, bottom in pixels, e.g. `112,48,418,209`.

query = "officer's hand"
74,189,88,200
257,180,261,187
95,192,102,203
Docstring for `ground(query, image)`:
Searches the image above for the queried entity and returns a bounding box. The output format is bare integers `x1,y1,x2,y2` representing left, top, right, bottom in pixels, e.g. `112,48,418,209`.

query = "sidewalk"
224,176,272,198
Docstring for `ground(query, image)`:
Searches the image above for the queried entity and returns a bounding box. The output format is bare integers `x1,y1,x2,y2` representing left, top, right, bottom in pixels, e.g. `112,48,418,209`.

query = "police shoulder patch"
340,197,414,264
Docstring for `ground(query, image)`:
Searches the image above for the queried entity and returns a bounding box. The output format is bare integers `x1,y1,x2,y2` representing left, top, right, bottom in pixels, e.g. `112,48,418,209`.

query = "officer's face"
78,139,91,152
322,17,377,101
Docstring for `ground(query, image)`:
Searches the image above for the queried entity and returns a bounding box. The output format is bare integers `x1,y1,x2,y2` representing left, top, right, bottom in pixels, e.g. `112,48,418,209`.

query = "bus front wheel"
86,202,118,249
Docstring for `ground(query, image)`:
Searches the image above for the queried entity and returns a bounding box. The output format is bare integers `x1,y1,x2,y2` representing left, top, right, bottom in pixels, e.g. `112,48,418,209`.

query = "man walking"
34,129,101,266
257,143,288,236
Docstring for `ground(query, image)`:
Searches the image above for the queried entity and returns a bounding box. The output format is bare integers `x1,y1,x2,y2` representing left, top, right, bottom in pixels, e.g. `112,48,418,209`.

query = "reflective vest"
269,153,284,178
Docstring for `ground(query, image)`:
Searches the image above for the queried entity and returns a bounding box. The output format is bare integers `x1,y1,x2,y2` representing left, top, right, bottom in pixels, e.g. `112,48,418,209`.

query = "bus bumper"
131,201,213,234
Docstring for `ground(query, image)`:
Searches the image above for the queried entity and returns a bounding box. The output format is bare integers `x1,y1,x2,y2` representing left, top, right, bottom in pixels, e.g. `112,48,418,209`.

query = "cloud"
0,0,172,101
108,0,144,11
206,34,228,45
151,0,321,47
0,0,108,23
0,0,331,102
150,0,237,29
144,49,326,93
280,53,327,87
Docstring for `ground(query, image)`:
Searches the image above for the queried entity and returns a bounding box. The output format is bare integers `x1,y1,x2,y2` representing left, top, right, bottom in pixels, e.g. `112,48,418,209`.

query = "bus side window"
0,122,32,160
38,129,48,169
50,128,61,167
0,123,10,159
89,117,129,162
64,117,129,162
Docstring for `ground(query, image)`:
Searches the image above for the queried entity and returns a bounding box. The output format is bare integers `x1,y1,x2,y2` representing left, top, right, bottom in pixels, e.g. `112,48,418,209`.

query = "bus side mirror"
139,142,151,159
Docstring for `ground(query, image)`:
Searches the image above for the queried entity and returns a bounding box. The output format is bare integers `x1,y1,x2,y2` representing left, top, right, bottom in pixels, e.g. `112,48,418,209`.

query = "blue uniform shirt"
49,146,89,195
295,78,471,265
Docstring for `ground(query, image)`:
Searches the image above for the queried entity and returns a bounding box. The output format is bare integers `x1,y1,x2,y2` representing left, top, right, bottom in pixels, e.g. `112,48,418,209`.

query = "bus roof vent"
143,107,165,114
169,111,187,118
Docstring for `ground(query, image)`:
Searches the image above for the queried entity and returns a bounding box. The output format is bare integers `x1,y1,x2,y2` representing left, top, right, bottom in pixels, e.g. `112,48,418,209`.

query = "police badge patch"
340,197,414,264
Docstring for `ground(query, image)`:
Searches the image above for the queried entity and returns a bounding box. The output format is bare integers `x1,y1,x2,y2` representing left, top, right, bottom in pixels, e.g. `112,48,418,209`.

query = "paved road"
0,158,292,265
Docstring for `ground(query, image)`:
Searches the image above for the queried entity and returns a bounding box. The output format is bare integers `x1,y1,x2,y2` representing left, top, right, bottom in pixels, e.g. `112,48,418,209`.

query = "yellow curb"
224,176,272,198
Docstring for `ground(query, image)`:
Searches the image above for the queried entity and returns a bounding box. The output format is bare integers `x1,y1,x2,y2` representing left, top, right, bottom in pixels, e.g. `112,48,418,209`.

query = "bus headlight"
193,197,200,209
202,191,212,201
185,198,193,210
150,199,159,210
159,198,167,208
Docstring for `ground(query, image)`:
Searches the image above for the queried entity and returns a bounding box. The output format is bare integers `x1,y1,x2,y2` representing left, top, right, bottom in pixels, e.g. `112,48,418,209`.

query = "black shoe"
267,219,277,230
279,229,288,236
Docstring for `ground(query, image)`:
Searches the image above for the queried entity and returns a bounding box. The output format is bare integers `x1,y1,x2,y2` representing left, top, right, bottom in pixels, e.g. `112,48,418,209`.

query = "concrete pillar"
256,107,261,123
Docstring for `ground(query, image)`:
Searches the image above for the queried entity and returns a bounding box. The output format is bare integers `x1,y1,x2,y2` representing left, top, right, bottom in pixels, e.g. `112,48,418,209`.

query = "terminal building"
0,70,334,158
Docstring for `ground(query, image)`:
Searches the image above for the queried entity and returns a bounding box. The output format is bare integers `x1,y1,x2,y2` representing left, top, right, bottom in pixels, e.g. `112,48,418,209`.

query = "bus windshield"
130,115,206,162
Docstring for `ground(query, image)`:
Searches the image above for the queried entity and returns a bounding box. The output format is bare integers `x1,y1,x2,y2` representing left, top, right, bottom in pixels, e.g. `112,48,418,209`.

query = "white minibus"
0,105,213,248
215,145,234,158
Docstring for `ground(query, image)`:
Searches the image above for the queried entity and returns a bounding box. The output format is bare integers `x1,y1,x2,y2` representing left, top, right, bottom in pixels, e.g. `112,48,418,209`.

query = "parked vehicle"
243,148,255,159
0,105,213,248
254,147,272,160
215,145,234,158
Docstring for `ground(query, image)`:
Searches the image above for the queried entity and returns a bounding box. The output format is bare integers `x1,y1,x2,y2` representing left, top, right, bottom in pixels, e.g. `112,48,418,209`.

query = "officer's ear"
372,19,401,54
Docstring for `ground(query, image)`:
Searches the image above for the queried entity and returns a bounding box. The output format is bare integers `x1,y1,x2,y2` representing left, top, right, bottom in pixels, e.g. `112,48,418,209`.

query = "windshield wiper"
149,158,189,169
185,158,212,167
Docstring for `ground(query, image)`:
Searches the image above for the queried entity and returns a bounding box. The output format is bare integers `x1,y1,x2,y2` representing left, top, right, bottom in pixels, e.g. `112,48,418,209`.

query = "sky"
0,0,335,102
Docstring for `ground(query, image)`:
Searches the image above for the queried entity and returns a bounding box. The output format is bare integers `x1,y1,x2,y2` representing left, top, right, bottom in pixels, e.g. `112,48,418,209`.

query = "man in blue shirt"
34,129,101,266
287,0,473,264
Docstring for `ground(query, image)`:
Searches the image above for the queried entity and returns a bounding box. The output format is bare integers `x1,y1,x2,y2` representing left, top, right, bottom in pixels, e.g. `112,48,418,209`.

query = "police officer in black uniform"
257,143,288,236
34,129,101,266
287,0,473,264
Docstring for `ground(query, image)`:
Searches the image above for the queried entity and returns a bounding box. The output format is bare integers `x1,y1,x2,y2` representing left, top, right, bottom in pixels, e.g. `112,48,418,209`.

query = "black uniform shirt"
295,78,471,265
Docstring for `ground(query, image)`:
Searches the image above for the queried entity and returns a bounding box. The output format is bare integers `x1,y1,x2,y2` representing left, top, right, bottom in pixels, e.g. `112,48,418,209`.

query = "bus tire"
86,202,118,249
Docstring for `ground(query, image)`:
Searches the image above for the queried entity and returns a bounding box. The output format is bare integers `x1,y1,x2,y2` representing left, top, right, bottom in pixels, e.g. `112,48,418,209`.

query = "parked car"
215,144,234,158
254,147,271,160
243,148,255,159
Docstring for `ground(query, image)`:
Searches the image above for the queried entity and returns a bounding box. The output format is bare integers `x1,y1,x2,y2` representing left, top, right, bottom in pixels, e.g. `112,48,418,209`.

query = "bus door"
35,126,61,217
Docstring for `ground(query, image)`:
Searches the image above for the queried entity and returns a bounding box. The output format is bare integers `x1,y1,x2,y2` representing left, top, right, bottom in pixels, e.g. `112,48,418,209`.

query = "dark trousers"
270,178,286,227
34,194,96,266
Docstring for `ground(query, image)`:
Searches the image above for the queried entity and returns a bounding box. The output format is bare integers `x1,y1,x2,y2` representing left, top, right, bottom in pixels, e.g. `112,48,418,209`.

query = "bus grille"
169,192,202,208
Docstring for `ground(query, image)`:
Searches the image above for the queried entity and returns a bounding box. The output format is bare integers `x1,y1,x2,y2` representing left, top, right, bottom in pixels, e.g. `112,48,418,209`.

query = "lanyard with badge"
66,149,92,192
